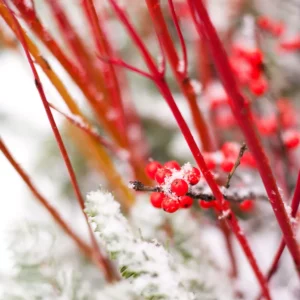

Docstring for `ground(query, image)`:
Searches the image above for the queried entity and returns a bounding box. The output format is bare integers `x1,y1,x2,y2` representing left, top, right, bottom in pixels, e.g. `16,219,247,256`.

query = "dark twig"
225,143,247,188
129,180,267,203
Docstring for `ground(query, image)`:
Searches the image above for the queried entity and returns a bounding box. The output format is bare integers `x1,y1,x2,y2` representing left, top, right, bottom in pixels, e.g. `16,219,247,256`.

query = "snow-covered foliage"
0,223,98,300
85,189,195,300
131,197,235,300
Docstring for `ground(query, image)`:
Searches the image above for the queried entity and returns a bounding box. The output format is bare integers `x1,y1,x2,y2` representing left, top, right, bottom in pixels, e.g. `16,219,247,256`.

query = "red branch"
145,0,214,151
108,1,271,298
81,0,127,134
1,0,116,282
188,0,300,278
11,0,125,148
97,55,155,80
266,171,300,281
49,103,126,160
167,0,188,76
0,138,93,260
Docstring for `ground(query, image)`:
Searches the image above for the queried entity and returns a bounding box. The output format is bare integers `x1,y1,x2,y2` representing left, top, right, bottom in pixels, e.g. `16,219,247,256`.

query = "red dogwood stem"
0,138,93,261
109,1,271,298
1,0,116,282
188,0,300,277
145,0,214,151
267,171,300,280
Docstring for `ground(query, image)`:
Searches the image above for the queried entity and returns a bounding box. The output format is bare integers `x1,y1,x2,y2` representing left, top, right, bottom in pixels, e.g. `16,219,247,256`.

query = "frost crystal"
85,190,195,300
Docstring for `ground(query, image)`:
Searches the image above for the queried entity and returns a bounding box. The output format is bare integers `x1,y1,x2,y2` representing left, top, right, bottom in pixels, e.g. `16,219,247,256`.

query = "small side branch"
225,143,247,188
97,55,155,80
168,0,188,76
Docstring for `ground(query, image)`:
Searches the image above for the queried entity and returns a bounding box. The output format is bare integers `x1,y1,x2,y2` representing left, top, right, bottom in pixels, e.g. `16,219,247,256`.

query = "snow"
85,189,195,299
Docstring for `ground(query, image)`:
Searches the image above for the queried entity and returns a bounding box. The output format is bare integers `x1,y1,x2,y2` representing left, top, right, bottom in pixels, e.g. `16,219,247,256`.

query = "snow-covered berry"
171,179,189,196
187,167,201,185
155,167,172,184
164,160,181,170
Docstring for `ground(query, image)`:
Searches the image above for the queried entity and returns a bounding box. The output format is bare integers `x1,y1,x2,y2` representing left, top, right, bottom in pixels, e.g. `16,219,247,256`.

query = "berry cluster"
257,16,285,37
258,15,300,53
230,45,268,96
203,142,256,172
145,161,199,213
145,159,256,214
208,90,300,149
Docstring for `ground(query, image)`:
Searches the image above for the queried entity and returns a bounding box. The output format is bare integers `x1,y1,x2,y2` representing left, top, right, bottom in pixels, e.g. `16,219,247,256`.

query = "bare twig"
129,180,267,203
97,55,155,80
225,143,247,188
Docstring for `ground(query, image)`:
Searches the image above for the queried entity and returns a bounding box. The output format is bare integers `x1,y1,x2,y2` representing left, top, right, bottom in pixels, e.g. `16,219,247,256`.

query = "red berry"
282,112,296,129
241,152,256,168
164,160,181,170
257,16,272,30
221,159,235,172
246,49,263,66
187,167,201,185
171,179,188,196
199,200,215,209
145,161,162,180
257,117,277,136
222,142,239,158
279,37,300,51
150,192,165,208
249,77,268,96
204,155,216,170
249,66,262,80
162,198,180,213
272,22,285,37
179,196,193,208
210,96,228,109
239,200,255,212
284,133,300,149
155,167,172,184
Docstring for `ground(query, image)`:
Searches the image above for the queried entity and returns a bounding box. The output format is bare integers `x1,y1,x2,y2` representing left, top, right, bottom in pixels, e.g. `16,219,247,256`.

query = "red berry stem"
188,0,300,279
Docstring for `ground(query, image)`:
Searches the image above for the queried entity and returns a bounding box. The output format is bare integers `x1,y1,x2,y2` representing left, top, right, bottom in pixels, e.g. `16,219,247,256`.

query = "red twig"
49,103,126,160
1,0,116,282
145,0,214,151
11,0,125,148
265,171,300,281
0,138,93,260
81,0,127,134
167,0,188,76
188,0,300,277
108,1,271,298
97,55,155,80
